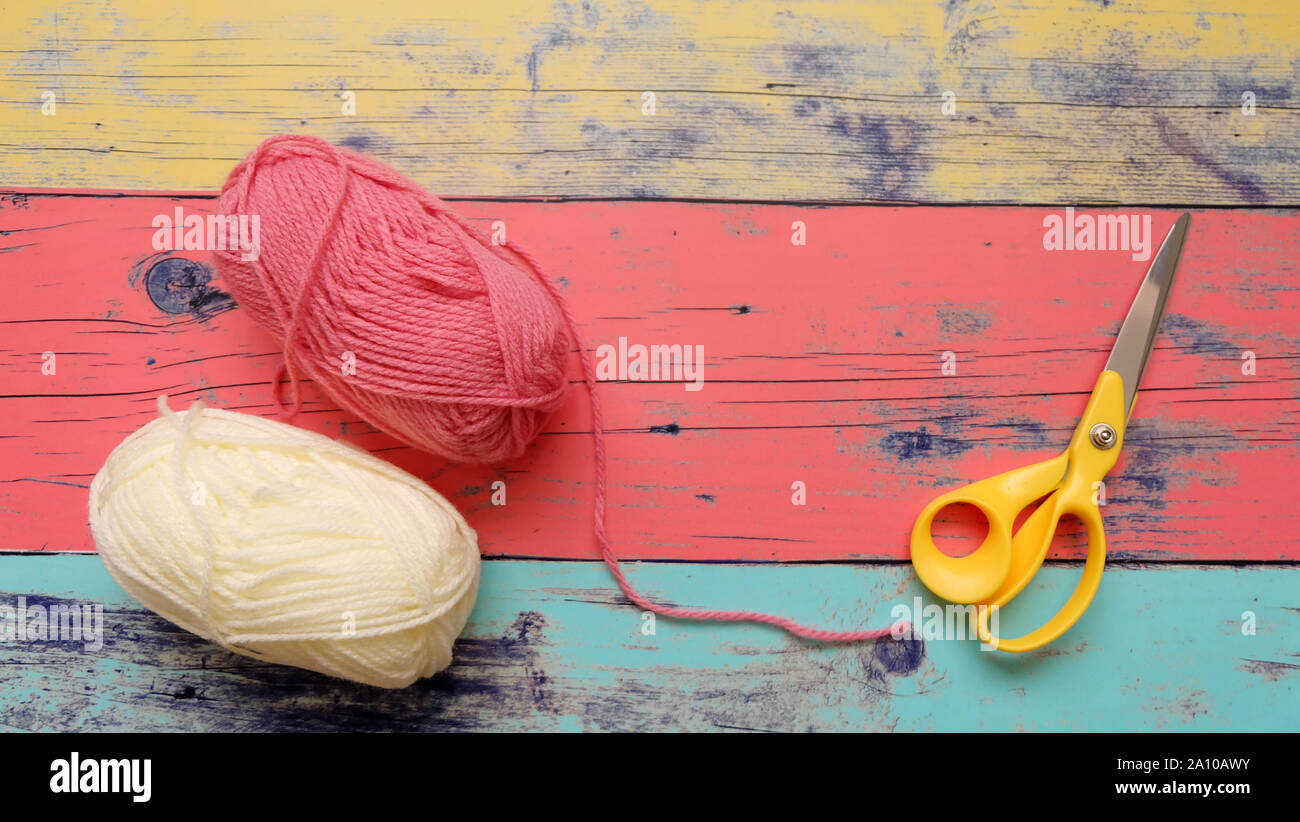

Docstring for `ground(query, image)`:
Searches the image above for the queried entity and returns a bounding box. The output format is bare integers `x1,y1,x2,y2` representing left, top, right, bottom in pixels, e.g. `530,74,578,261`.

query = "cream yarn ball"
88,397,480,688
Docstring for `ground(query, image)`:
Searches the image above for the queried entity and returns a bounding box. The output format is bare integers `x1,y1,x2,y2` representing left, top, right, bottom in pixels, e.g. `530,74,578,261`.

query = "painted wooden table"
1,0,1297,731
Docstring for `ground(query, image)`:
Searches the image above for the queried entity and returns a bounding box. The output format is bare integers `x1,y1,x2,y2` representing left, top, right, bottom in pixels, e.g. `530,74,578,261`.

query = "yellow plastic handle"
977,494,1108,652
910,453,1068,604
910,370,1128,652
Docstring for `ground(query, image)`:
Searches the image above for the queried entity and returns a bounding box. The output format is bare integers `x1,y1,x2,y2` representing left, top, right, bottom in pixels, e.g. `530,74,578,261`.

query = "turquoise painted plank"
0,555,1295,731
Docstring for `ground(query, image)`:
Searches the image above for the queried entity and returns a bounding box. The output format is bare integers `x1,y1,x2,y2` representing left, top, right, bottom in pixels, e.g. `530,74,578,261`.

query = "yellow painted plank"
0,0,1296,202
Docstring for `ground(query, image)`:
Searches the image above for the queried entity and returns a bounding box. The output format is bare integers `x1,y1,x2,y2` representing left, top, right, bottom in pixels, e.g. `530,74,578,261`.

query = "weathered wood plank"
2,195,1296,559
0,555,1295,731
1,0,1296,203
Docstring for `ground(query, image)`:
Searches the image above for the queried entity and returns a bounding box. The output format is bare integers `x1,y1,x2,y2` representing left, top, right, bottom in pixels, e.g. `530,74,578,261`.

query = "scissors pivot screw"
1089,423,1118,450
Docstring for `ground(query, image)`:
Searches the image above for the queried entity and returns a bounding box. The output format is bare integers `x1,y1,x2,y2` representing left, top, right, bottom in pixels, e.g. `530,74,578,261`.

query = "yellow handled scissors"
910,213,1190,653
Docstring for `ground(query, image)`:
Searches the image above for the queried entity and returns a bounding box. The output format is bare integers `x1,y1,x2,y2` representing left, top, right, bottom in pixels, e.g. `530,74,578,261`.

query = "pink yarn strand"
510,242,900,643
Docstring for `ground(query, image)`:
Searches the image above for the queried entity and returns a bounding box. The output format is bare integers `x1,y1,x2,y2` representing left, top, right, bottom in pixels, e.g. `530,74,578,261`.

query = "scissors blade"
1102,212,1189,420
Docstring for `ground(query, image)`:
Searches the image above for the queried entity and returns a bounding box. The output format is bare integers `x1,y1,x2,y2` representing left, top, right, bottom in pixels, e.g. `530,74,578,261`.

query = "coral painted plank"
1,194,1296,561
1,555,1296,731
1,0,1297,203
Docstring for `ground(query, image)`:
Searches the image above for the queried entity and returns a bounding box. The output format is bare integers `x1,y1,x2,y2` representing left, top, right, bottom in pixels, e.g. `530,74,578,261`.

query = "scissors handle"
976,492,1108,652
910,370,1128,652
910,453,1069,604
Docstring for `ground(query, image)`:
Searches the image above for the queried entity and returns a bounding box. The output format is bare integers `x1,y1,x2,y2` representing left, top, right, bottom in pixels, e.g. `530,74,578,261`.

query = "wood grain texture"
2,194,1296,560
1,0,1297,203
1,555,1295,732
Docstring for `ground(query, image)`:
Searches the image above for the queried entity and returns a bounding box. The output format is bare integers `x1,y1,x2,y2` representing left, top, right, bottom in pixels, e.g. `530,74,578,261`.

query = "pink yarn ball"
212,135,570,464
